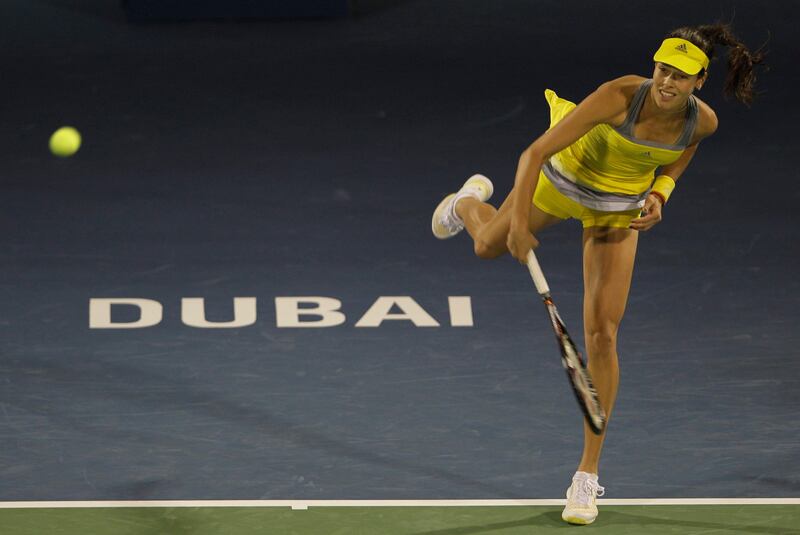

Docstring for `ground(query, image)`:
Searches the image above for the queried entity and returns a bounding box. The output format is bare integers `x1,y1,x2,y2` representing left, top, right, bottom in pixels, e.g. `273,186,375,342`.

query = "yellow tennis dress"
534,79,698,228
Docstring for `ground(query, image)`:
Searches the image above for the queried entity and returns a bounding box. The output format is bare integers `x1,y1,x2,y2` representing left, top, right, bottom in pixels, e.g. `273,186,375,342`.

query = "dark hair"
666,23,766,106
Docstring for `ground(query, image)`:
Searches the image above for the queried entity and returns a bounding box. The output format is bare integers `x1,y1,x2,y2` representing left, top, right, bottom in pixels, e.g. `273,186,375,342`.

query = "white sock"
449,188,481,223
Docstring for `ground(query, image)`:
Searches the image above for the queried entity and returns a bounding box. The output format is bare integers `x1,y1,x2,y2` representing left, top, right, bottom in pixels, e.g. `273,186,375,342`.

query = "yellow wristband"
651,175,676,204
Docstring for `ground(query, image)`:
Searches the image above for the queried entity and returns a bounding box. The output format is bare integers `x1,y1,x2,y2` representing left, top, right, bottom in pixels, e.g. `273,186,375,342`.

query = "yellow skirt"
533,172,641,229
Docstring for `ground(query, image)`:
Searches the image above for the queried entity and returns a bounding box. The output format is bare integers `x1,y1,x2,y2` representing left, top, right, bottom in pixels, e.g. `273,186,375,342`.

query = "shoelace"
572,478,605,505
441,203,463,231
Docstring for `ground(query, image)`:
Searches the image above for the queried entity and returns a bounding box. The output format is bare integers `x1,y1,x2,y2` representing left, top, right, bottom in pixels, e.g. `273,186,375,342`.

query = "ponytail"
666,23,767,106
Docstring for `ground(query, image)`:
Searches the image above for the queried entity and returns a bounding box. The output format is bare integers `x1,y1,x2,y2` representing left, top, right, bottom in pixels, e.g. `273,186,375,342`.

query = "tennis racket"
525,249,606,435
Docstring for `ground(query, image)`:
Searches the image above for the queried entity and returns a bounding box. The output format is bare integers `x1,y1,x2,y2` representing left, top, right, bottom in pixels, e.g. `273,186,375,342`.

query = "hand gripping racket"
526,250,606,435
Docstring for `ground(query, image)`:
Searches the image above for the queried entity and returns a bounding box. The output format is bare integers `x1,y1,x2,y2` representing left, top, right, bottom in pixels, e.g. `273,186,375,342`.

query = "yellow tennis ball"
49,126,82,157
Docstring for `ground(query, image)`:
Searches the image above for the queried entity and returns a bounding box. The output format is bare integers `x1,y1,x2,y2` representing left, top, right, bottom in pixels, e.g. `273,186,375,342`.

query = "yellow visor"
653,38,710,75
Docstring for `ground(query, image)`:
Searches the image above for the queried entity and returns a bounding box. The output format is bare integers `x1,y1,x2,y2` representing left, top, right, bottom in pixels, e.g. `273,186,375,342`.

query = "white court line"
0,499,798,510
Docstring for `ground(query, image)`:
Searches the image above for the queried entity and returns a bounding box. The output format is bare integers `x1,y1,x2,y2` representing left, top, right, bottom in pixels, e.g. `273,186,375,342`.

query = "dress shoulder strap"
615,79,652,137
674,95,699,148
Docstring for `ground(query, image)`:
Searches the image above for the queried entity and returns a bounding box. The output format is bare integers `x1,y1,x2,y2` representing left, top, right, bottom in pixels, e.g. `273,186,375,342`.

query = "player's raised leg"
458,191,561,258
432,175,560,258
562,225,638,525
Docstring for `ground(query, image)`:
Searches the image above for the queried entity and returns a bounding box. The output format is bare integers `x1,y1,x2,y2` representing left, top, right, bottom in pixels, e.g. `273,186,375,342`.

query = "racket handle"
526,250,550,296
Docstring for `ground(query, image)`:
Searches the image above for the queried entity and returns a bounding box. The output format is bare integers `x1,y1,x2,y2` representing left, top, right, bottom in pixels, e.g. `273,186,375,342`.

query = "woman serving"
431,23,764,525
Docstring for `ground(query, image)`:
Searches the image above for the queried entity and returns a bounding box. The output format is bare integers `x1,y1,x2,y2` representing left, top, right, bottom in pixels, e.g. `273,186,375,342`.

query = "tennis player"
431,23,763,525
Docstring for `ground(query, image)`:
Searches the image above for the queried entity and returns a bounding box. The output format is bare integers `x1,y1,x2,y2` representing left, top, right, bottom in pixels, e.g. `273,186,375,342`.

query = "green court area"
1,505,798,535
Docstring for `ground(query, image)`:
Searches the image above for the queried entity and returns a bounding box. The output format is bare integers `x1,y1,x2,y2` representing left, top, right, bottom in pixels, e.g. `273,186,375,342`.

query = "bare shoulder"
591,75,647,125
600,75,649,95
692,95,719,141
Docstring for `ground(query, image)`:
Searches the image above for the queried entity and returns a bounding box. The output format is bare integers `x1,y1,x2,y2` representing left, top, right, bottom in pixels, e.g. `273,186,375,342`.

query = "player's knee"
586,327,618,356
474,239,502,259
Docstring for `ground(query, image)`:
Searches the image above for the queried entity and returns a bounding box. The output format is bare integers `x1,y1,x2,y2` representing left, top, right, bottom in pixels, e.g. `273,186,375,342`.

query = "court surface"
1,0,798,532
1,502,800,534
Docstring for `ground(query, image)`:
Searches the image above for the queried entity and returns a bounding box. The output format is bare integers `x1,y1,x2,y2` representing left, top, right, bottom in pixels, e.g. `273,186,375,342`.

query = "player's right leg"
561,225,638,526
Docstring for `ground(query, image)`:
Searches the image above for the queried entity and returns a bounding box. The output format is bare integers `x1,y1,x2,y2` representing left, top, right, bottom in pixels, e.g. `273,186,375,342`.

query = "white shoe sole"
431,193,459,239
562,478,600,525
562,513,596,525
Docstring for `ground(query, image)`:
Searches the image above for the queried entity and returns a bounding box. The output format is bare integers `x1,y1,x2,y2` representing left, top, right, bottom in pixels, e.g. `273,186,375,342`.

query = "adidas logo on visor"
675,43,688,53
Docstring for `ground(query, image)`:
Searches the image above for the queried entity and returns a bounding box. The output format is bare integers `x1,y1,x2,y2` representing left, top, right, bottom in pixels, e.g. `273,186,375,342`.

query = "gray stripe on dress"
542,160,648,212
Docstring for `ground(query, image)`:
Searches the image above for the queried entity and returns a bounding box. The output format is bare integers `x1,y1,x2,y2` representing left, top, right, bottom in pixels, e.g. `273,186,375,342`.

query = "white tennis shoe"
562,471,605,525
431,174,494,239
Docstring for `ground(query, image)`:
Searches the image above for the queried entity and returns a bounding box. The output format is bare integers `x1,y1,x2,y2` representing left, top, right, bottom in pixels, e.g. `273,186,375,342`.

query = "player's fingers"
629,215,653,230
631,211,662,231
506,240,521,263
508,233,537,263
524,237,540,261
514,246,528,264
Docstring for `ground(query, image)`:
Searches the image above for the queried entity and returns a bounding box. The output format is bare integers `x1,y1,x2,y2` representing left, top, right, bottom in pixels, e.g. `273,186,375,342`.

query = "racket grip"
526,250,550,296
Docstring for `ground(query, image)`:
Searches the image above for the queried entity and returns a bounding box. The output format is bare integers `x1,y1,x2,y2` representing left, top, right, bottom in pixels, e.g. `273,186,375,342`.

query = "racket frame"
526,250,606,435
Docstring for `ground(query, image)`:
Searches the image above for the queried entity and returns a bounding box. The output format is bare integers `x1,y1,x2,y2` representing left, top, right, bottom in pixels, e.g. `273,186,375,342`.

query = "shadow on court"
597,509,800,535
408,509,800,535
5,507,799,535
407,513,552,534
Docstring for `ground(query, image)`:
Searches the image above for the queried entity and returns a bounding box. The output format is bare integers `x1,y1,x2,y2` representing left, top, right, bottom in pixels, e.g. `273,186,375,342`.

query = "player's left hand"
629,193,663,231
